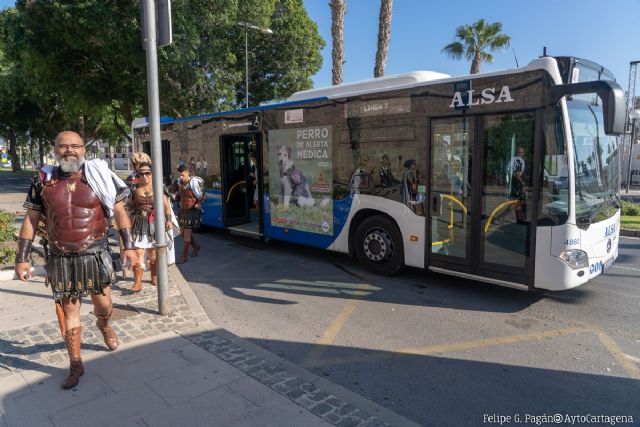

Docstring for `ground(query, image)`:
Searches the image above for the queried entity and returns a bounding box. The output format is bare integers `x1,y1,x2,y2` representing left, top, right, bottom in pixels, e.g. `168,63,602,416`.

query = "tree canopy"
0,0,324,150
441,19,510,75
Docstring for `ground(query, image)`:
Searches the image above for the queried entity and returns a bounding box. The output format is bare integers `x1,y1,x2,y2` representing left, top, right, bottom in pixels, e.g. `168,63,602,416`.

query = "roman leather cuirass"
178,183,197,210
42,171,107,253
133,192,154,213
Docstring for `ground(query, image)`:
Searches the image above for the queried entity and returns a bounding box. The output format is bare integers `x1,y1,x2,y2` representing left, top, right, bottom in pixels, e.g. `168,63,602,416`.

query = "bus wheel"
354,216,404,276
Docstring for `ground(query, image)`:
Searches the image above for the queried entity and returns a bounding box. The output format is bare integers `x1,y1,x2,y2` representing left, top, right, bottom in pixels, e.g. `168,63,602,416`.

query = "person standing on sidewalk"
175,164,204,264
129,159,173,291
14,131,139,390
117,151,150,279
125,151,153,191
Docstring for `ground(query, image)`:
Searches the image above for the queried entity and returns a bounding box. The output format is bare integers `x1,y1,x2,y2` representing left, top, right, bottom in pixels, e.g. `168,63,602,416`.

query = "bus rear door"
220,133,262,235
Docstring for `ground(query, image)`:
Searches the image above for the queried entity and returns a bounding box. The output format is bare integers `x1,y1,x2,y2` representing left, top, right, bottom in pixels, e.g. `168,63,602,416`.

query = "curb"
0,265,45,281
620,228,640,238
168,263,211,326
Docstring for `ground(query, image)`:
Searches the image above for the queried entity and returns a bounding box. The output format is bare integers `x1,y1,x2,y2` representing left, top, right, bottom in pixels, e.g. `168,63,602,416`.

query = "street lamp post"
626,109,640,193
239,22,273,108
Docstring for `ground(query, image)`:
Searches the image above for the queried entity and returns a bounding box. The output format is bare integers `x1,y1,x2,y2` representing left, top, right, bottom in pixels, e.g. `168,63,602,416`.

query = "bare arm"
113,200,132,230
164,195,173,230
14,209,42,281
19,209,41,240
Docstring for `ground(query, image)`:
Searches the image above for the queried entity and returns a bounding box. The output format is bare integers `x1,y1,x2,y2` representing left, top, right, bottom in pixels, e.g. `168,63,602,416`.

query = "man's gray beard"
56,155,85,173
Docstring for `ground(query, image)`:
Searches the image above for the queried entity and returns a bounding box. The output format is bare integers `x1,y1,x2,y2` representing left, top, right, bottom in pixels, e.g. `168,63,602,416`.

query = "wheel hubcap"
363,227,393,262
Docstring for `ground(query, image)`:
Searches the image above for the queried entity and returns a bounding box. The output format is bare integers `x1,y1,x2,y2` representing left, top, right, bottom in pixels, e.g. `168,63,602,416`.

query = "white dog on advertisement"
276,145,315,207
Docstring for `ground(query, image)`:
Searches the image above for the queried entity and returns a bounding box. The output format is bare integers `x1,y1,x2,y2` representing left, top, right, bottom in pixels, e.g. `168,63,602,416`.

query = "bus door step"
228,225,262,239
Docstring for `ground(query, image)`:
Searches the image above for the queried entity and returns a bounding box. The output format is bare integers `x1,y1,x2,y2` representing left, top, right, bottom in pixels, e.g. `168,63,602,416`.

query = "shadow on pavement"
272,339,640,426
2,331,638,427
176,231,544,314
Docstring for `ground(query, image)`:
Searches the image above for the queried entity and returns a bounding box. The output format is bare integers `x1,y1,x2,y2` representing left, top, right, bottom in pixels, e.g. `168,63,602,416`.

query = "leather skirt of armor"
132,210,154,242
178,207,202,229
45,241,115,301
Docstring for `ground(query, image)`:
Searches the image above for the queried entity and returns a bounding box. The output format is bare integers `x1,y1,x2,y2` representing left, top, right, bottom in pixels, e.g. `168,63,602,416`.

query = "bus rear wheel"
354,216,404,276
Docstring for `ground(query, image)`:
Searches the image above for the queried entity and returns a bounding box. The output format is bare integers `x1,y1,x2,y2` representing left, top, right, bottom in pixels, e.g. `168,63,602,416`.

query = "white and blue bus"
134,55,625,291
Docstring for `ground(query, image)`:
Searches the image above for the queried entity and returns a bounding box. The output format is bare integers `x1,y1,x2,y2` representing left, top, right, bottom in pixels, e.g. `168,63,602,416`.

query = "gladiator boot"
61,326,84,390
190,238,200,257
149,259,158,286
95,310,119,351
176,241,190,264
131,263,144,292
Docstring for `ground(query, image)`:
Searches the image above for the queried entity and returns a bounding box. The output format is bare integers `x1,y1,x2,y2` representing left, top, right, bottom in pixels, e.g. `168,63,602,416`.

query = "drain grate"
105,305,140,321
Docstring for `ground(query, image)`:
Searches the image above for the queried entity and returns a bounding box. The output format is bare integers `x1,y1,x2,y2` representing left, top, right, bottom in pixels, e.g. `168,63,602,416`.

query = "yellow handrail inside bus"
440,194,468,215
226,180,247,203
431,194,467,248
431,239,451,246
484,199,519,233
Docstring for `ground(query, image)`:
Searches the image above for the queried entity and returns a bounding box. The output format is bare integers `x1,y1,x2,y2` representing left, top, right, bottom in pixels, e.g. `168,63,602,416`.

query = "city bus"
133,55,625,291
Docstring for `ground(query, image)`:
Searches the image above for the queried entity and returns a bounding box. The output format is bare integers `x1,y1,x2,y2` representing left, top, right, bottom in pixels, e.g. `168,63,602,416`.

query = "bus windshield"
567,100,620,226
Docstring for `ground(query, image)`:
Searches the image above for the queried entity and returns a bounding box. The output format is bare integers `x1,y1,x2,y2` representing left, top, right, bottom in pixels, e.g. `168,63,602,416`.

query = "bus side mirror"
549,80,625,135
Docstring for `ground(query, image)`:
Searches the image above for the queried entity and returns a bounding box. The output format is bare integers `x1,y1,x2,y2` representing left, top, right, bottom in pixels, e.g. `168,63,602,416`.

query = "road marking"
301,283,369,367
278,279,381,291
611,265,640,273
305,325,640,380
399,327,590,355
256,283,342,294
592,328,640,379
303,327,589,368
255,279,378,296
624,354,640,364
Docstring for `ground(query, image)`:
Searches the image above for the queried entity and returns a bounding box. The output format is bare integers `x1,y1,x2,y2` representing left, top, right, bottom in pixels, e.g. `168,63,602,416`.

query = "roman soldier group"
14,131,204,390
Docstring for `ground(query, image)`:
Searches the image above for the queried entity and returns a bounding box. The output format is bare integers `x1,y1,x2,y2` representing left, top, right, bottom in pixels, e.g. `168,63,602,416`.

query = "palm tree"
442,19,511,74
374,0,393,78
330,0,346,85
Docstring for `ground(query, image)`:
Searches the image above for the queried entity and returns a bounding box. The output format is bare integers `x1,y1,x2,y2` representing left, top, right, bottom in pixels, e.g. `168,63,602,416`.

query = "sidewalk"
0,265,418,427
621,186,640,202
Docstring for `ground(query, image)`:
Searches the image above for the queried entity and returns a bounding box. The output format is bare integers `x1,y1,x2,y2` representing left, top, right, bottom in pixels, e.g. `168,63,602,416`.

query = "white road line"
277,279,380,291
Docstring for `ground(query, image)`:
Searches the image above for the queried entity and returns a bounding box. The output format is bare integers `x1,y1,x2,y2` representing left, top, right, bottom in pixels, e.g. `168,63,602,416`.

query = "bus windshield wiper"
586,197,618,225
609,191,621,208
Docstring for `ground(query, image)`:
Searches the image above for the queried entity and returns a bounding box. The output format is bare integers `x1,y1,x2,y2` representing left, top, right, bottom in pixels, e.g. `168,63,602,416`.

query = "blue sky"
302,0,640,92
1,0,638,94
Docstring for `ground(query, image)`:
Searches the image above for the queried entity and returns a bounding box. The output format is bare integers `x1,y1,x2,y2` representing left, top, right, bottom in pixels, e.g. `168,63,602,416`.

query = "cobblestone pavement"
0,269,404,427
0,273,198,379
185,332,392,427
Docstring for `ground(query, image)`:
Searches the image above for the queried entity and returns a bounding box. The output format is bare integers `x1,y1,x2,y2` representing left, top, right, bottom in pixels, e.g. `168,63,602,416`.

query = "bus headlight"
559,249,588,269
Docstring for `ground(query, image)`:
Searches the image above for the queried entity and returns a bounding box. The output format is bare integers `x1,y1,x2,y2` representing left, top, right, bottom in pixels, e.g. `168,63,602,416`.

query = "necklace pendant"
65,181,77,193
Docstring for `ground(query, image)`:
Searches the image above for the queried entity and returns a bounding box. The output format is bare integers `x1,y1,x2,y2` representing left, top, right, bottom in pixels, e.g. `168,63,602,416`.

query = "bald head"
55,131,84,147
54,131,86,173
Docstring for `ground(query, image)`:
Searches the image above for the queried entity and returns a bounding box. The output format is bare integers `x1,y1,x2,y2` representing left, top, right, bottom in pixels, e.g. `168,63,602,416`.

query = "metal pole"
245,26,249,108
143,0,169,315
627,119,636,194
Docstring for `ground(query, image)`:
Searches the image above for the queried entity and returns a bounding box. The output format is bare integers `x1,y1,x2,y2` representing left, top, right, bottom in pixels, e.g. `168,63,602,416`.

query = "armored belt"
45,238,115,301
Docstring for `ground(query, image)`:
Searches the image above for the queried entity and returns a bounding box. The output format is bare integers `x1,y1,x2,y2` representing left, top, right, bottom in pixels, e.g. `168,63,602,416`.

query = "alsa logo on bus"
604,224,616,237
449,86,514,108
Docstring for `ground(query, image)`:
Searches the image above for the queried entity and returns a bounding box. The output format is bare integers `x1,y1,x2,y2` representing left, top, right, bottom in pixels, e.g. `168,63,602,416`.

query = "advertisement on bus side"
268,126,333,235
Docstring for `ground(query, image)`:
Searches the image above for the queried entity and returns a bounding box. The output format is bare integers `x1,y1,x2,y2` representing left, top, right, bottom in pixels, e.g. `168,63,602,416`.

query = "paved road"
0,170,31,217
178,228,640,426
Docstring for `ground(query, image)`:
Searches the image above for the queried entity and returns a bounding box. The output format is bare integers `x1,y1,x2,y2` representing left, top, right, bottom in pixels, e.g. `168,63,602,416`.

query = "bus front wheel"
354,216,404,276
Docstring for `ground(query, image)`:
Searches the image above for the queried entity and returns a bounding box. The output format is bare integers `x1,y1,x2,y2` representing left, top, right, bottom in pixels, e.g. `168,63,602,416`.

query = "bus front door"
429,114,537,287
